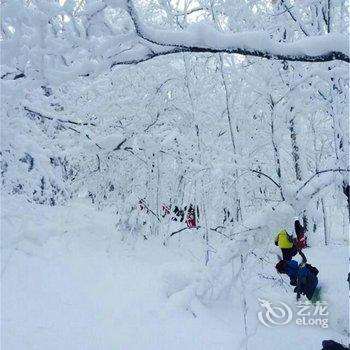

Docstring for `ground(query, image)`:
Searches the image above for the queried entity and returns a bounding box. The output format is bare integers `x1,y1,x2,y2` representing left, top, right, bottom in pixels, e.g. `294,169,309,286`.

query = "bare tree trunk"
269,99,285,201
183,54,211,265
240,254,249,350
218,56,243,222
327,0,331,33
289,113,302,181
209,3,243,223
155,154,160,236
321,198,328,245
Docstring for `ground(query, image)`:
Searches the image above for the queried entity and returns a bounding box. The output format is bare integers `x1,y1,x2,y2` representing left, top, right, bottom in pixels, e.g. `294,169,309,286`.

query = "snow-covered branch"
1,0,349,89
125,0,349,63
296,168,350,198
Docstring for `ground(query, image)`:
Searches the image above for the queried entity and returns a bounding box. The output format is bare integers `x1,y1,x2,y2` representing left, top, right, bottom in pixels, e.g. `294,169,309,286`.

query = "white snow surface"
1,196,348,350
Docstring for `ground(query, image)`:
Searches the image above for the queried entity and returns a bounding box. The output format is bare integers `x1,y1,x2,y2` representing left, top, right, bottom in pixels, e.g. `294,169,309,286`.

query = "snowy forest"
1,0,349,349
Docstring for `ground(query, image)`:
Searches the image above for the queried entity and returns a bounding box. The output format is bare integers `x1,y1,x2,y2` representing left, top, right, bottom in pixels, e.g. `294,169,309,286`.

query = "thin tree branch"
25,107,104,149
91,154,101,173
144,112,160,132
24,107,96,126
279,0,309,36
139,200,161,222
112,138,127,151
168,226,196,238
249,169,281,189
296,168,350,196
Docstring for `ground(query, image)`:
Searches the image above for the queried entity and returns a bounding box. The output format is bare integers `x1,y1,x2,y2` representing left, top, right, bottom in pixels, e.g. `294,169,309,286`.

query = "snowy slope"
1,197,348,350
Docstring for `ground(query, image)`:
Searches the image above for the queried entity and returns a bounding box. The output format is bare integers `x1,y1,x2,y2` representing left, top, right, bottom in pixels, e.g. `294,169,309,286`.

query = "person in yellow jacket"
274,229,297,261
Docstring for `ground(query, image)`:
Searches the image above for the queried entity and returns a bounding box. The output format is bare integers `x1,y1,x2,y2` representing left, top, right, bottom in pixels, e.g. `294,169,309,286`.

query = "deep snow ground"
1,197,349,350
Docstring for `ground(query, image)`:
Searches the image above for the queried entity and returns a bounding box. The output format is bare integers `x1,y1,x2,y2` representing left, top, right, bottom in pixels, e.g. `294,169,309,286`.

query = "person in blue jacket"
321,340,348,350
275,259,319,300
